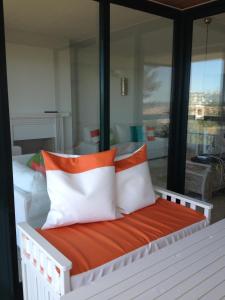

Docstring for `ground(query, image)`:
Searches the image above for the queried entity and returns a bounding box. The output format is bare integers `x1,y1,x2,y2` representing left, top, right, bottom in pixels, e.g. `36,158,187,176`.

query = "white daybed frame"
18,187,213,300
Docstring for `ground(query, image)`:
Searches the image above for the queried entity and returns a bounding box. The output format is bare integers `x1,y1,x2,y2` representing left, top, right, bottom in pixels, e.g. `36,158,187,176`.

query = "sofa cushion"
146,126,155,142
130,125,145,142
37,198,205,277
13,161,37,193
83,127,100,144
114,124,131,143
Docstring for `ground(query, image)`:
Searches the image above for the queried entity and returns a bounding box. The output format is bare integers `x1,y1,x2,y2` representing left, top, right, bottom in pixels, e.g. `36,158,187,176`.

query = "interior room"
1,1,225,300
5,1,172,185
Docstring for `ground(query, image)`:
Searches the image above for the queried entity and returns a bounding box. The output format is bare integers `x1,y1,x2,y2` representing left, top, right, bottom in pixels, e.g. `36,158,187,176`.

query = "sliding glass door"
3,0,99,287
185,13,225,222
1,1,175,297
110,4,173,187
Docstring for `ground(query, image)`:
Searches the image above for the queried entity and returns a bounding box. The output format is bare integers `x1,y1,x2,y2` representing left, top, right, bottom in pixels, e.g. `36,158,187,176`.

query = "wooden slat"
190,203,196,210
154,186,212,210
142,249,225,299
179,266,225,300
63,220,225,300
106,242,225,299
201,278,225,300
18,223,72,271
180,199,186,206
171,197,176,202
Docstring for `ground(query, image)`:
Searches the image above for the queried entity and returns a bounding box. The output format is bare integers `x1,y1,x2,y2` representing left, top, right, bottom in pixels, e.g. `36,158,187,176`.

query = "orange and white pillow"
41,149,119,229
146,126,155,142
83,127,100,144
115,144,156,214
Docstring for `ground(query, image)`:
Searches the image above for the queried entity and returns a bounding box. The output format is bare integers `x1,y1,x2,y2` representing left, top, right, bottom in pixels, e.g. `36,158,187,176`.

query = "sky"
190,59,224,93
144,59,224,105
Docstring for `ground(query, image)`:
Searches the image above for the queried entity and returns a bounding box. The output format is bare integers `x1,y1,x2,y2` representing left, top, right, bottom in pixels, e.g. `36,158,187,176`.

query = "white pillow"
113,142,143,156
115,144,156,214
41,149,120,229
83,127,100,144
29,173,50,221
12,161,36,192
114,124,131,143
145,126,155,142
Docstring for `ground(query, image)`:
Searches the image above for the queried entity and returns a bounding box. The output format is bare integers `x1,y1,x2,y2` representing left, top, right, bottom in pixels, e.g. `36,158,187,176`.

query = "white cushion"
146,137,168,159
12,161,37,192
115,144,156,214
28,171,50,220
114,124,131,143
113,142,143,156
83,127,100,144
13,154,34,165
12,146,22,156
145,126,155,142
75,142,99,155
42,149,121,229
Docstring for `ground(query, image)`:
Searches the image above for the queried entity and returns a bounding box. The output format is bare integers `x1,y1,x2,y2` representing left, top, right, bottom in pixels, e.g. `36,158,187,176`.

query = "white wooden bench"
63,219,225,300
18,187,213,300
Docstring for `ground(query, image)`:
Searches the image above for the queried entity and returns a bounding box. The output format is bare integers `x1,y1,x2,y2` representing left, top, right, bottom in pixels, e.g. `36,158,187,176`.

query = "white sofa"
75,123,168,159
13,154,50,245
12,145,22,156
76,139,168,159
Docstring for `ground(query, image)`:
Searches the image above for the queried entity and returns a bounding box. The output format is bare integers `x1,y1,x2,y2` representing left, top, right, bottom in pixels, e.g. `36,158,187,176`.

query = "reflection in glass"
4,0,99,283
110,5,173,187
185,14,225,223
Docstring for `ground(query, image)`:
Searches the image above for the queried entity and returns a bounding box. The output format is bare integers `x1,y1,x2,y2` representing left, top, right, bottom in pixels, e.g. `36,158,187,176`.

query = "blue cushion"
130,125,145,142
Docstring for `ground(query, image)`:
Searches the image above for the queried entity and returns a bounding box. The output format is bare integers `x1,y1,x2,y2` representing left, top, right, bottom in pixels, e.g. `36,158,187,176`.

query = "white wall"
75,21,173,143
54,48,73,151
6,43,56,114
6,42,73,152
6,20,173,150
110,35,136,126
76,43,99,141
75,34,136,143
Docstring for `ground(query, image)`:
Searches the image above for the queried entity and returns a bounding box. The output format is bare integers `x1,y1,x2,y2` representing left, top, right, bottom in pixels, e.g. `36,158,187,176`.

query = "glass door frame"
167,1,225,193
0,1,21,299
99,0,178,151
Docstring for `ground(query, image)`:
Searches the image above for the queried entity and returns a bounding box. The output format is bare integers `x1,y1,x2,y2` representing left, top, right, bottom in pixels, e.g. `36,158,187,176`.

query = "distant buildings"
189,91,225,119
142,91,225,119
190,92,220,105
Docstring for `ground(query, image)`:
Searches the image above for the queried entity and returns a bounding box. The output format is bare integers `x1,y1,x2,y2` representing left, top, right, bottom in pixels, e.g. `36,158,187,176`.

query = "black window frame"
0,1,21,299
2,0,225,298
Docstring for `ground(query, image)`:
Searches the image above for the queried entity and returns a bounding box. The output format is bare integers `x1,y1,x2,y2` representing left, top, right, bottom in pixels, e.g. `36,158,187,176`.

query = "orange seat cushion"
37,198,205,276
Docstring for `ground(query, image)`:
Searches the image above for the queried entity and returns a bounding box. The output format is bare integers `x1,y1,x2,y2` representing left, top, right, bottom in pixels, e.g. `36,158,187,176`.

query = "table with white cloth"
63,219,225,300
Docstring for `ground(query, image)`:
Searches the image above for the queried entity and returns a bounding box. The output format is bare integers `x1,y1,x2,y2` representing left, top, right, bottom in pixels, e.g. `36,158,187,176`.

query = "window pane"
185,14,225,223
110,4,173,187
4,0,99,282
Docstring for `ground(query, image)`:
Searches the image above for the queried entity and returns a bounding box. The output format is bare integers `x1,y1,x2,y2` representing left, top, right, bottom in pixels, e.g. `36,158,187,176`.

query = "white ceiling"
4,0,225,49
3,0,158,44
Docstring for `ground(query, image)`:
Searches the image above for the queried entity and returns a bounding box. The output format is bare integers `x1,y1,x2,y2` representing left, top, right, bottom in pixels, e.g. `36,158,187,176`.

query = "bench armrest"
154,186,213,222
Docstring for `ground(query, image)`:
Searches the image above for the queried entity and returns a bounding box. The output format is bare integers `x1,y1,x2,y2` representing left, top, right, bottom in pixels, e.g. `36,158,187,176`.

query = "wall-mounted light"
121,77,128,96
